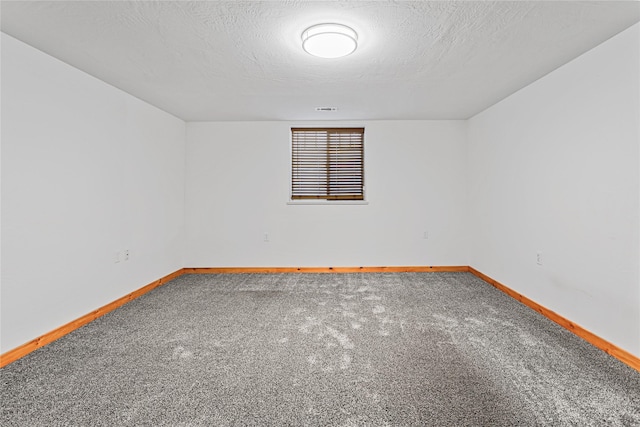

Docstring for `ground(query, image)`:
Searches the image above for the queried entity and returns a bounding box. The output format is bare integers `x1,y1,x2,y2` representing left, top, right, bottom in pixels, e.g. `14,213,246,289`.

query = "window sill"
287,200,369,206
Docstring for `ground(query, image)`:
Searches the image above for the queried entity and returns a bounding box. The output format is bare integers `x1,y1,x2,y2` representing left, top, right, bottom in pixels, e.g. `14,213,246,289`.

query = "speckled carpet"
2,272,639,426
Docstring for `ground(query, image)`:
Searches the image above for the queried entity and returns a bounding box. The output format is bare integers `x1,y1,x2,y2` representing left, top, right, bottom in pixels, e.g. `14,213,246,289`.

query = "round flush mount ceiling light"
302,23,358,58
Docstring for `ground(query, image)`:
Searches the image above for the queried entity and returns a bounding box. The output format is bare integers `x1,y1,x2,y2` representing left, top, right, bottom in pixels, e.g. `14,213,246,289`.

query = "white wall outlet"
536,251,543,266
264,233,269,242
423,231,429,239
124,249,130,261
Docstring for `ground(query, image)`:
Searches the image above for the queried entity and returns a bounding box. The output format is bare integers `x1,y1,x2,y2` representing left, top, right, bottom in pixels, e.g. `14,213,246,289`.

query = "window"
291,128,364,201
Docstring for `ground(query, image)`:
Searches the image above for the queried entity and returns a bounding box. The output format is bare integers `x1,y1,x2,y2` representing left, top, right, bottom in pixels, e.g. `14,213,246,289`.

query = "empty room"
1,1,639,425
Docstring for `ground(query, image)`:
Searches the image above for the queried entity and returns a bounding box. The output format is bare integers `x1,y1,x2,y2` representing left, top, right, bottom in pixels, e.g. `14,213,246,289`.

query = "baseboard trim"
468,267,640,372
3,265,638,372
0,268,185,368
0,265,461,367
183,266,469,274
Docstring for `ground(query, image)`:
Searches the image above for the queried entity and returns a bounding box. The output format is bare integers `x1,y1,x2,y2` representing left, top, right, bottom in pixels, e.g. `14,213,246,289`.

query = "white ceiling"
1,1,639,121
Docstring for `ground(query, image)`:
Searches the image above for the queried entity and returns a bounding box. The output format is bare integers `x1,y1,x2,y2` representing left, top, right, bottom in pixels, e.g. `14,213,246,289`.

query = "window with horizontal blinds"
291,128,364,201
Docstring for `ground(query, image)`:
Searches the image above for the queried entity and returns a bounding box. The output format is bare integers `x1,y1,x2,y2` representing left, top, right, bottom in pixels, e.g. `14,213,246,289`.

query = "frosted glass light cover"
302,23,358,58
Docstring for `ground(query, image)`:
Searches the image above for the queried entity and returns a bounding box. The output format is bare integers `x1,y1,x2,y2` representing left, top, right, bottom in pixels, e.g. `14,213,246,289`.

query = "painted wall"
468,23,640,356
1,33,186,353
185,120,468,268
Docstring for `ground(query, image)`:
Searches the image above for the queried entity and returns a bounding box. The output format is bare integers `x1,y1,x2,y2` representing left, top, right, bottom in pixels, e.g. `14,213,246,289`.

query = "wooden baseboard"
468,267,640,372
183,266,469,274
4,265,638,373
0,268,185,368
0,265,460,367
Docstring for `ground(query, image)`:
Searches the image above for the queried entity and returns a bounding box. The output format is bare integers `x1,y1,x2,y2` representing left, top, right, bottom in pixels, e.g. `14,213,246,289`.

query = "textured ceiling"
2,1,639,121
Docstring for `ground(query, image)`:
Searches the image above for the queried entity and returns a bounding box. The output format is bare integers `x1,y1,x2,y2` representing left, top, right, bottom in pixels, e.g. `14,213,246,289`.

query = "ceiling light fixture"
302,23,358,59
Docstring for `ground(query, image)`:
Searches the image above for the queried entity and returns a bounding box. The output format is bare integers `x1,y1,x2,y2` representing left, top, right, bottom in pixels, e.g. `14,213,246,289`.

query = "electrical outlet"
536,251,543,266
264,233,269,242
423,231,429,239
124,249,130,261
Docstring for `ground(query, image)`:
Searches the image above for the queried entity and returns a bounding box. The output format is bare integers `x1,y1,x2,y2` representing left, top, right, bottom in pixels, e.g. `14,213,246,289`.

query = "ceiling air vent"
315,107,338,112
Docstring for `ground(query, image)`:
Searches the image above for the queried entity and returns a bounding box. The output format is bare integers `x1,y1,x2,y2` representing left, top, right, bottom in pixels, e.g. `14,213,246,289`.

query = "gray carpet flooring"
2,272,639,426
